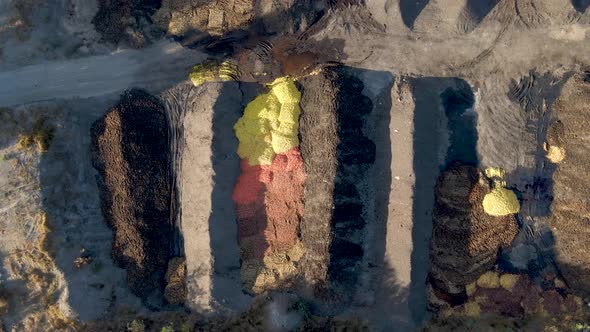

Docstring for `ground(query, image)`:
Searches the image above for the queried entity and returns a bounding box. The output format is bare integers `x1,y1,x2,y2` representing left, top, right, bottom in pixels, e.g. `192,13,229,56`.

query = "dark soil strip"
299,67,375,311
547,74,590,297
299,72,338,292
91,88,172,303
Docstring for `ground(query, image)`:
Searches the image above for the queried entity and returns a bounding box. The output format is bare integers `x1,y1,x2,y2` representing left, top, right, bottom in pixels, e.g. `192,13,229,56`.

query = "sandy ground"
162,81,252,314
0,99,147,330
352,71,420,329
0,0,108,71
365,78,417,329
0,40,207,108
1,1,590,331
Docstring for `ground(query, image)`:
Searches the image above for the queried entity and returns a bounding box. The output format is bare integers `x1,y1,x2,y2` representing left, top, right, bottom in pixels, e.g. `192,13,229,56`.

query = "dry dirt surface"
2,1,590,331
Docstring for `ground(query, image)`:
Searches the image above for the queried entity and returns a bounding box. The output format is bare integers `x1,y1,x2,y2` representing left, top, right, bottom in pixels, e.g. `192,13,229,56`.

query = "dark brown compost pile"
429,164,518,301
91,88,172,301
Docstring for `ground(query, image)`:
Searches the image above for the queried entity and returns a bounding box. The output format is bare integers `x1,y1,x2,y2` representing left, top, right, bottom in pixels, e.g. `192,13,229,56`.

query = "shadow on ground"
331,67,395,312
208,82,260,309
465,0,500,25
399,0,499,30
399,0,430,29
409,77,477,323
571,0,590,13
297,66,401,322
33,98,148,320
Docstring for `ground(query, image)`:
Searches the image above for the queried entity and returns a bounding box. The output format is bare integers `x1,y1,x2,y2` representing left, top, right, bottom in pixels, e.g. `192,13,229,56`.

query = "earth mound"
153,0,325,46
92,0,163,47
90,88,173,301
429,164,519,301
299,66,375,309
547,73,590,297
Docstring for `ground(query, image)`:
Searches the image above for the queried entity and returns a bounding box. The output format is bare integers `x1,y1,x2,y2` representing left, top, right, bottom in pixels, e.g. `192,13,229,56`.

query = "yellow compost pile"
189,60,239,87
234,77,302,165
482,167,520,216
545,144,566,163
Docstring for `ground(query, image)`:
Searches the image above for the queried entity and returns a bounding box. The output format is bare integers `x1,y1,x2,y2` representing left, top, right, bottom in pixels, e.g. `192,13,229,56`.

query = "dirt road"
0,40,206,107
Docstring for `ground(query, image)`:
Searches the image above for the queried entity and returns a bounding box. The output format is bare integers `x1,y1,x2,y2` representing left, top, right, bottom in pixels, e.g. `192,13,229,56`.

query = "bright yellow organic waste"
189,60,238,87
499,274,519,291
546,144,566,163
234,77,302,165
483,187,520,216
484,167,506,180
482,167,520,216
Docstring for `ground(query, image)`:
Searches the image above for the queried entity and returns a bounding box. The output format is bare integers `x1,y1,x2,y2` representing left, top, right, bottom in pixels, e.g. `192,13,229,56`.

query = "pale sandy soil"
161,81,252,314
0,99,145,330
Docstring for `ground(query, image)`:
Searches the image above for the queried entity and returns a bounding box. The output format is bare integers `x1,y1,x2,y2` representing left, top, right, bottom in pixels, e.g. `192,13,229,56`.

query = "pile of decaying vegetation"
298,66,375,310
426,72,590,327
91,0,328,49
153,0,325,42
429,164,519,304
425,154,590,328
232,77,306,294
92,0,164,47
15,118,55,153
428,267,590,329
90,88,173,303
547,72,590,298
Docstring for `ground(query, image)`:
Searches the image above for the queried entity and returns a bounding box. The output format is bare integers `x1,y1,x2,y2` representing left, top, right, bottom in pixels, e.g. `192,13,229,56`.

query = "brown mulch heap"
153,0,325,39
92,0,163,47
429,165,518,298
548,73,590,297
91,88,172,301
298,67,375,308
164,257,187,305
